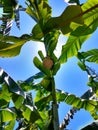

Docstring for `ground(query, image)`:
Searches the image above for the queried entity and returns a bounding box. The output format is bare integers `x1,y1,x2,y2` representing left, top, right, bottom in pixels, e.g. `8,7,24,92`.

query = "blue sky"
0,0,98,129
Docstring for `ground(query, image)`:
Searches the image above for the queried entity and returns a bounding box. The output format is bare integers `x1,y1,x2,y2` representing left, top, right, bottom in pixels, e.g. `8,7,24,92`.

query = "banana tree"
0,0,98,129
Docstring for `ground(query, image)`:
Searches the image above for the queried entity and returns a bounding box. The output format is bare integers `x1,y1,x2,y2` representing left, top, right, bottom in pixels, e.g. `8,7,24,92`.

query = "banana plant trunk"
51,78,59,130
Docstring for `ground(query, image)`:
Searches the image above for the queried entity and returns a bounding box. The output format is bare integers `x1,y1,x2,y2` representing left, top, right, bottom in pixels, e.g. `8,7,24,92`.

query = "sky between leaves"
0,0,98,129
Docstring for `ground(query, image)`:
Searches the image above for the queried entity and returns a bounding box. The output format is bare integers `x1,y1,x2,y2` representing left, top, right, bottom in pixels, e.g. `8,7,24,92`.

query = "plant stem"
51,77,59,130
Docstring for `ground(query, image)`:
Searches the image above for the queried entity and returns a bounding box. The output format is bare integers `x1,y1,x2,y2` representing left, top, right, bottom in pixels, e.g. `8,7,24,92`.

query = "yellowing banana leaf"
0,108,16,122
0,35,31,57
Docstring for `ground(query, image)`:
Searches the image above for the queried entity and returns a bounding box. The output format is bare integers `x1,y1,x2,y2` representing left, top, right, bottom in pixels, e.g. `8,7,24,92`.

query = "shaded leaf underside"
60,0,98,63
56,90,98,119
80,49,98,63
